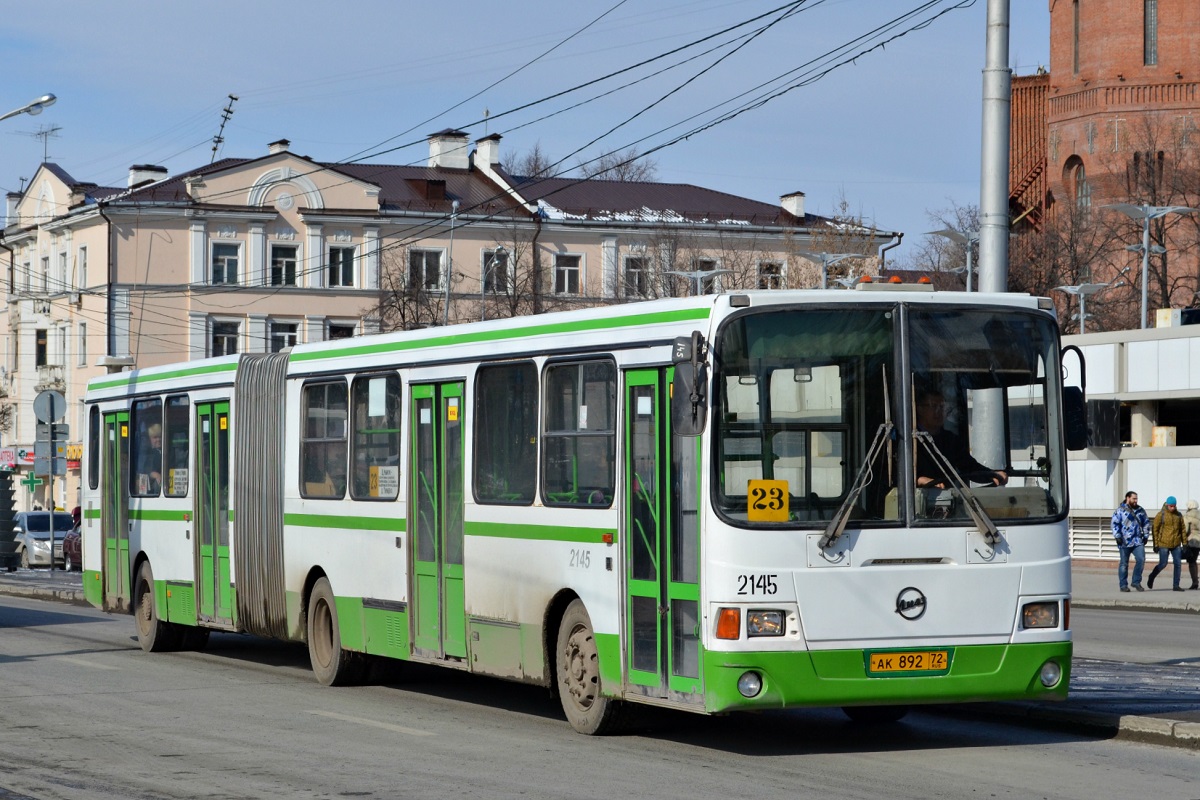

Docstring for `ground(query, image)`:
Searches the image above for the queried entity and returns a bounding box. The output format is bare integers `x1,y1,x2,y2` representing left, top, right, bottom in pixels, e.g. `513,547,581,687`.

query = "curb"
0,584,89,607
942,702,1200,751
1071,599,1200,613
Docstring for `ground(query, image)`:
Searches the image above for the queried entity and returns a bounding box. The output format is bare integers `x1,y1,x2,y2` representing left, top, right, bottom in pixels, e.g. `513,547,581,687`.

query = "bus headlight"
1039,660,1062,688
737,671,763,698
746,610,784,637
1022,601,1059,629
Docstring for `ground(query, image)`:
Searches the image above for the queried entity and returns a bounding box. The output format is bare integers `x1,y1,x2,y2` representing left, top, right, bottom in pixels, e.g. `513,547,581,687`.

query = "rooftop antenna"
211,94,238,163
16,124,62,163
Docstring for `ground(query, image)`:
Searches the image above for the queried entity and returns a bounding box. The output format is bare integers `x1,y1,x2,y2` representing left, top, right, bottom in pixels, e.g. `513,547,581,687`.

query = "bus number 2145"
736,574,778,595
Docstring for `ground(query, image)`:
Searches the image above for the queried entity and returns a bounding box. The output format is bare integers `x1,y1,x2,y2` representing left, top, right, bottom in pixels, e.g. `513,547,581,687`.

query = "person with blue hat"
1149,496,1186,591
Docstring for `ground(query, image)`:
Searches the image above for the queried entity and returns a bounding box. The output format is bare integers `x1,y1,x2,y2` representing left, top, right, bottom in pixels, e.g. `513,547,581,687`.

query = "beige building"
2,130,898,512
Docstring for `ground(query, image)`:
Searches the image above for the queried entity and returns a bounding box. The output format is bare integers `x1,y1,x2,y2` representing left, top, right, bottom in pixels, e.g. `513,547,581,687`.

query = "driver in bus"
914,386,1007,490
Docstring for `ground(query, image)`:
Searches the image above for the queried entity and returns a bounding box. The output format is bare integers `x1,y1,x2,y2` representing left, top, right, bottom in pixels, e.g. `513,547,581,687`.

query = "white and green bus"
81,285,1086,733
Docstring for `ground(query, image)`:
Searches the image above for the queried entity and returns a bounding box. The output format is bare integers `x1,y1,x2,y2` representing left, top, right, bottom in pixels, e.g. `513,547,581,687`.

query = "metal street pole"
1106,203,1199,329
977,0,1011,293
443,200,459,327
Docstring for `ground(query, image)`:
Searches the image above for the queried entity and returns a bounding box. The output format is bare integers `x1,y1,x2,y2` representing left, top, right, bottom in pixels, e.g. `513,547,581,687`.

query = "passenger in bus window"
914,387,1007,490
138,424,163,494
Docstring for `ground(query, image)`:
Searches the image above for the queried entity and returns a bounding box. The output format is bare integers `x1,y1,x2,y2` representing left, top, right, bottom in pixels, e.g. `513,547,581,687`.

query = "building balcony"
35,364,66,392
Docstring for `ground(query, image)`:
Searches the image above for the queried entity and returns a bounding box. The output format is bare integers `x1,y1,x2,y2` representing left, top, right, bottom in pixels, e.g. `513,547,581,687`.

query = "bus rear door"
101,411,131,612
195,401,234,627
624,368,702,703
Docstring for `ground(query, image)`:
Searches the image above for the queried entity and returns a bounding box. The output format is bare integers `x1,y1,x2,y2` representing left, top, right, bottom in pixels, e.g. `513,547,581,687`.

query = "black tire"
134,562,181,653
64,552,75,572
842,705,909,724
20,548,29,570
306,577,364,686
555,599,623,735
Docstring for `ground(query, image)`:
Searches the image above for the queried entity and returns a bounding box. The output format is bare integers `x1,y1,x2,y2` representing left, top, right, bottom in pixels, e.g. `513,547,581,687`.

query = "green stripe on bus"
467,520,616,544
91,361,238,391
289,307,712,364
129,509,190,522
285,513,406,532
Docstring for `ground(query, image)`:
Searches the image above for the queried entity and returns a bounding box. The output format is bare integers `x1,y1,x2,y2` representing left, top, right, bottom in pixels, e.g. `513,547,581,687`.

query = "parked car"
12,511,72,569
62,527,82,572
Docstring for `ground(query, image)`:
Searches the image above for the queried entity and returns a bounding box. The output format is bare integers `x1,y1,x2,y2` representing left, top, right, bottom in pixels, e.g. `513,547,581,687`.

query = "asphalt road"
2,594,1199,799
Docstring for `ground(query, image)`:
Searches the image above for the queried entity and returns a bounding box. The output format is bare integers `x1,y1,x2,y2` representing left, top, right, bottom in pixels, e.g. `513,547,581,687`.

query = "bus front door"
410,382,467,661
195,402,233,627
624,369,702,702
101,411,131,612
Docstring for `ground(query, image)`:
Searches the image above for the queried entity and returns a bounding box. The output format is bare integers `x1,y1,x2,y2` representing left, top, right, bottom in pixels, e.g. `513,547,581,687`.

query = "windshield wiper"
819,421,892,551
912,431,1001,545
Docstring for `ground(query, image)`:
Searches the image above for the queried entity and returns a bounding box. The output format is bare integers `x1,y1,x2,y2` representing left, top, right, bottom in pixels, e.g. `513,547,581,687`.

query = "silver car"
12,511,72,569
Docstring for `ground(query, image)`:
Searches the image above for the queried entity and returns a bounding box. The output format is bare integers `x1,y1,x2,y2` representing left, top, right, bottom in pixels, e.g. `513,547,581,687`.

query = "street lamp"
664,268,733,296
481,244,506,321
928,228,980,292
797,252,859,290
443,199,459,327
0,93,56,123
1106,203,1199,329
1053,282,1110,334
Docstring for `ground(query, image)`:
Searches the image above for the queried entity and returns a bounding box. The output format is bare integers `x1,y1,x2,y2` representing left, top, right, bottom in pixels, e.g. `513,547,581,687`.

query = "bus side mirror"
1063,386,1087,451
672,333,708,436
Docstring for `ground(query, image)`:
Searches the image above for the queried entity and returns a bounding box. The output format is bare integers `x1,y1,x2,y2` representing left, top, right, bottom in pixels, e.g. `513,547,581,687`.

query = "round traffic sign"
33,390,67,423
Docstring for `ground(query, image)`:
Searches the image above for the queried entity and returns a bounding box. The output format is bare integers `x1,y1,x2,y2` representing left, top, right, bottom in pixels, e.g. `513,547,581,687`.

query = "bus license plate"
867,650,949,675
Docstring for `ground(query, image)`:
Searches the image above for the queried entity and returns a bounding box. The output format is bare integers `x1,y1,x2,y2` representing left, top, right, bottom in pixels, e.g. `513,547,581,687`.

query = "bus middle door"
624,369,702,702
409,382,467,661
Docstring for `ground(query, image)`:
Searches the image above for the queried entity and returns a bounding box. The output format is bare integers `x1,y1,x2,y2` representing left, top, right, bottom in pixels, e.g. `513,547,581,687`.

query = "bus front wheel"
307,577,364,686
134,562,181,652
555,599,622,735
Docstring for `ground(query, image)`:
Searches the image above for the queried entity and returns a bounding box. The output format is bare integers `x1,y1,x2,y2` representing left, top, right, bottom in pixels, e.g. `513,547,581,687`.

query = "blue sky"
1,0,1049,265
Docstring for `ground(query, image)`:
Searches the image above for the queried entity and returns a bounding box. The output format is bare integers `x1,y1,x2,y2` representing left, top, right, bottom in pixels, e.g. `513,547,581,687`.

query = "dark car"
12,511,72,569
62,527,82,571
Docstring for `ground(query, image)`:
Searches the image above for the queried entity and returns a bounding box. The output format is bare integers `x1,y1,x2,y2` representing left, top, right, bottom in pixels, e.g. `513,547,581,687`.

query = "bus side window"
474,361,538,505
301,381,348,499
350,373,401,501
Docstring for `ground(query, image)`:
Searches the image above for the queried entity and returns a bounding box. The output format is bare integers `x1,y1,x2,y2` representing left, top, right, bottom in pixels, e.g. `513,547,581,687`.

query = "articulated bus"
81,285,1086,733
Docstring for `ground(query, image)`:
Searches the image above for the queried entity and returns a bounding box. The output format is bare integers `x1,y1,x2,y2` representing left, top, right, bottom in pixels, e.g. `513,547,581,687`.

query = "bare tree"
0,402,12,436
578,147,659,182
899,202,981,289
509,141,555,179
372,243,455,331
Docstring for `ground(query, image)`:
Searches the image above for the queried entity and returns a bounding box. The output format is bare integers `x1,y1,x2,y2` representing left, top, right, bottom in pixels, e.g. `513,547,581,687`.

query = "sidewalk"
1,562,1197,749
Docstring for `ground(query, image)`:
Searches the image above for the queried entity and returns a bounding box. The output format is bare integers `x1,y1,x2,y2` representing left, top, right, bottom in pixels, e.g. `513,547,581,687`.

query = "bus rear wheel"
556,599,622,735
307,577,364,686
134,562,181,652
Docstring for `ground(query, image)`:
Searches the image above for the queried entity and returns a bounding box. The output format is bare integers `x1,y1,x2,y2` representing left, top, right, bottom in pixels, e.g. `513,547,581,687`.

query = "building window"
1144,0,1158,66
409,249,443,291
301,381,348,499
270,322,298,353
328,323,356,340
78,245,87,290
269,244,298,286
211,322,239,357
212,243,240,285
329,246,355,287
1074,163,1091,214
35,329,48,367
694,258,719,294
41,256,49,292
554,254,581,295
1072,0,1080,74
58,253,67,291
758,262,783,290
78,322,87,366
483,248,509,293
624,256,648,298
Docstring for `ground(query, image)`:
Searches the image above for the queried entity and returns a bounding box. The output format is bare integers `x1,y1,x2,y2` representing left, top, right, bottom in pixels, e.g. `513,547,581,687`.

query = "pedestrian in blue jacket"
1111,490,1151,592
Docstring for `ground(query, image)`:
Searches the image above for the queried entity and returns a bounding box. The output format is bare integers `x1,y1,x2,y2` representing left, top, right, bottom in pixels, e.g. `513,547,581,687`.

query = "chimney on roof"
474,134,502,167
780,191,805,219
128,164,168,189
6,191,20,226
268,139,291,155
428,129,470,170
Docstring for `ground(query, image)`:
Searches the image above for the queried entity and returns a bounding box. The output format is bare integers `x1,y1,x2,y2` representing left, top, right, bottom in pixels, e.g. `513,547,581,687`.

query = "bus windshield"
713,304,1066,528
